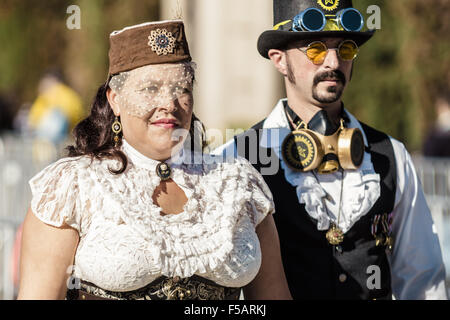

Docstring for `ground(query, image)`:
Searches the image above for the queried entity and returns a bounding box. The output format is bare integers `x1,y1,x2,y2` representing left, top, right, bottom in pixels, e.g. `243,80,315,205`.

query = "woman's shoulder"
28,155,97,232
29,154,115,189
32,155,86,179
42,154,122,173
45,154,94,169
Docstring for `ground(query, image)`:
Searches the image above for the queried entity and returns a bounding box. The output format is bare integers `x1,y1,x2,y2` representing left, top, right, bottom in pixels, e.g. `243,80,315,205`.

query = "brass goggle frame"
281,120,364,173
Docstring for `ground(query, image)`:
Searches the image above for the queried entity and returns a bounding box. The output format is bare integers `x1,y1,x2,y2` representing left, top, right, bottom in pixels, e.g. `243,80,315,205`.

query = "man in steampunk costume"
215,0,448,299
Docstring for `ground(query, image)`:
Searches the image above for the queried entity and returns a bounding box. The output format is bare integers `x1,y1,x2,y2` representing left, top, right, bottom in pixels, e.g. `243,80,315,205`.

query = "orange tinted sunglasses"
298,40,359,65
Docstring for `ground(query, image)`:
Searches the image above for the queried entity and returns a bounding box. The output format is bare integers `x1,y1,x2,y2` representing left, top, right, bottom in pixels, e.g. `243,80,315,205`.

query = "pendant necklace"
156,162,172,181
313,169,345,246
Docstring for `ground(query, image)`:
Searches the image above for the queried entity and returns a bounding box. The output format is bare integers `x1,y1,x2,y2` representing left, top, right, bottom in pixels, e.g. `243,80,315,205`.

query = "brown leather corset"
66,275,241,300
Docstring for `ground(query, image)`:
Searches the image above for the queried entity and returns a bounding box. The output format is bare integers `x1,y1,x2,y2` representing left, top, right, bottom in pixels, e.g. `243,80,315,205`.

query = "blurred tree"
0,0,448,152
345,0,450,151
0,1,68,103
0,0,159,121
63,0,160,104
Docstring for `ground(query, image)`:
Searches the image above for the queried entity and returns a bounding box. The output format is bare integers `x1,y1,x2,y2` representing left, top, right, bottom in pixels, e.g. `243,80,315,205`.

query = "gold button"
339,274,347,283
81,294,86,300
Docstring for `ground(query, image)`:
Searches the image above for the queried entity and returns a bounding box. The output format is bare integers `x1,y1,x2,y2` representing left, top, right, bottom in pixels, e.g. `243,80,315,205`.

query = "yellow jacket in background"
28,82,85,132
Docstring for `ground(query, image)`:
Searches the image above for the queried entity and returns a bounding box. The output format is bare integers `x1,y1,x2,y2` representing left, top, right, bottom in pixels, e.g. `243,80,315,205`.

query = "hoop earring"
112,116,122,148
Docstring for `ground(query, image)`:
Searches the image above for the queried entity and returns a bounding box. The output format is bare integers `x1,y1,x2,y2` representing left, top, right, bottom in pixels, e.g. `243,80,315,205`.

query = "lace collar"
121,139,185,170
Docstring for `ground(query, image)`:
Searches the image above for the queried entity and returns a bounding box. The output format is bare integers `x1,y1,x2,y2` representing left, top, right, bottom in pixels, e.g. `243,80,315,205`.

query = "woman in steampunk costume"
17,20,291,300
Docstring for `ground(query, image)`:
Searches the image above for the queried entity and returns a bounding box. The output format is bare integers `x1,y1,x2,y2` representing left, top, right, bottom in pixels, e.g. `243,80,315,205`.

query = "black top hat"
257,0,375,58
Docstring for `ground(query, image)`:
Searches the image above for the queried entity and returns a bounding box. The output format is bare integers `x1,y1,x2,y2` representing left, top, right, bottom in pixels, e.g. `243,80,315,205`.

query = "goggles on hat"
298,40,359,64
292,7,364,32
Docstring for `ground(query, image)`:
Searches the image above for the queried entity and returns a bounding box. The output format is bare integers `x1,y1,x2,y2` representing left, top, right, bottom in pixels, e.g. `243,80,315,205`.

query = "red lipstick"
151,118,179,129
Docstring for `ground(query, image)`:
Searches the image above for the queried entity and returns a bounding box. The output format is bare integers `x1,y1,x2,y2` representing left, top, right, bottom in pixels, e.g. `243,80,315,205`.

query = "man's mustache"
313,70,346,86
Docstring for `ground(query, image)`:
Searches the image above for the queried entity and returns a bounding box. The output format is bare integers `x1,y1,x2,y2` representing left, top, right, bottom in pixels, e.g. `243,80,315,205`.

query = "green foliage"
0,0,448,152
345,0,450,151
0,1,69,100
0,0,159,114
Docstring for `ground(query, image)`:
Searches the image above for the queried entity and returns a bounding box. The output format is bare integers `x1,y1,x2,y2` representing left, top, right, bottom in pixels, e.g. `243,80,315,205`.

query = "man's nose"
322,49,340,69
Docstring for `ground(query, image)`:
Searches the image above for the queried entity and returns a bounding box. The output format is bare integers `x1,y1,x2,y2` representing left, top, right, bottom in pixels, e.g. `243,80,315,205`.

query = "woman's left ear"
106,88,121,116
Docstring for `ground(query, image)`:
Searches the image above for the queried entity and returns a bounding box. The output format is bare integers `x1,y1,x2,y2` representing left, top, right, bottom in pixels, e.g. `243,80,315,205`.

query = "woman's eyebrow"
136,79,163,86
167,77,194,84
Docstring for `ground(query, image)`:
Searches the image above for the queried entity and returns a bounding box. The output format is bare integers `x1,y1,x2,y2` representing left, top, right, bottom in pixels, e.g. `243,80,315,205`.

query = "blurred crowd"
423,86,450,158
2,70,85,145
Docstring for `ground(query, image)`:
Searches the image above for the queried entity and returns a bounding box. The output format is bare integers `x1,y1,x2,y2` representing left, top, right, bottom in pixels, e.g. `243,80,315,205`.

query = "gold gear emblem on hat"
282,132,316,170
317,0,339,12
148,28,176,56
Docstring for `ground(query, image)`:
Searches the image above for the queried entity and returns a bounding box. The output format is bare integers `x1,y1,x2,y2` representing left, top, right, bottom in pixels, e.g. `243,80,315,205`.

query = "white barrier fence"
413,155,450,294
0,135,449,299
0,134,66,300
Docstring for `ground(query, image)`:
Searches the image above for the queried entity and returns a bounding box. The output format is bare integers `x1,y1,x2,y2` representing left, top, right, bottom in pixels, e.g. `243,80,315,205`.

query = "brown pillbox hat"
108,20,192,75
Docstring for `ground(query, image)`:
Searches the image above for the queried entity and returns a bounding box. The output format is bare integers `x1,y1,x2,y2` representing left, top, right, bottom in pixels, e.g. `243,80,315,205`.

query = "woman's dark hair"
67,77,207,174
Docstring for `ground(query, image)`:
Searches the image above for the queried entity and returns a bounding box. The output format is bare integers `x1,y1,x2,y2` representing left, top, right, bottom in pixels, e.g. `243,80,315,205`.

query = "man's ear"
268,49,288,76
106,88,121,116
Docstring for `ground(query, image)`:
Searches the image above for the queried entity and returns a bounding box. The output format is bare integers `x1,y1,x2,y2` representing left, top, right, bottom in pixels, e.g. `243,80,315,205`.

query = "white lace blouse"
29,140,274,292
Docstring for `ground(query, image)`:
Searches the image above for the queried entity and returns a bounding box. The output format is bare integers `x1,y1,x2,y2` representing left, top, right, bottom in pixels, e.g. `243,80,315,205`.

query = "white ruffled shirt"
29,140,275,292
214,99,448,300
